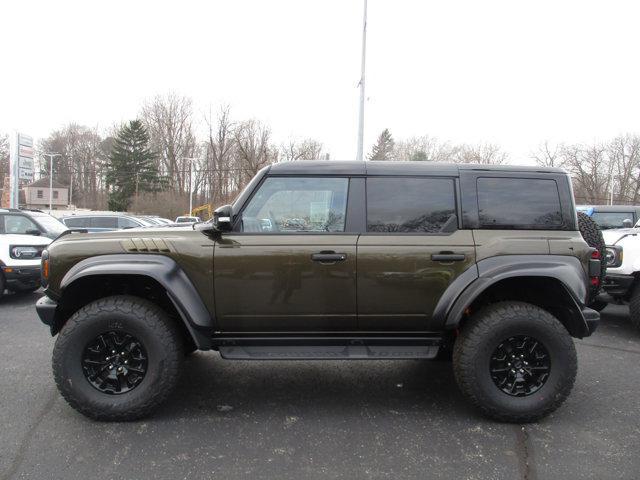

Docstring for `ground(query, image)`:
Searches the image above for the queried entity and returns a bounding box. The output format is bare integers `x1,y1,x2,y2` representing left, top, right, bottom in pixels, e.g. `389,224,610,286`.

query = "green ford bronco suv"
36,161,601,422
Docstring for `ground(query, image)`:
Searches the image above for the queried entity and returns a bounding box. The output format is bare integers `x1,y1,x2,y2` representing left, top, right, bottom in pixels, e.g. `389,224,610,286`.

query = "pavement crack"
514,425,536,480
1,388,58,480
579,342,640,355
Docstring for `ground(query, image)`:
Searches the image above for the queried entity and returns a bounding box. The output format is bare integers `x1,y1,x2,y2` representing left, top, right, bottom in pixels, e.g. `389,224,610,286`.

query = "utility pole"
42,153,61,214
355,0,368,162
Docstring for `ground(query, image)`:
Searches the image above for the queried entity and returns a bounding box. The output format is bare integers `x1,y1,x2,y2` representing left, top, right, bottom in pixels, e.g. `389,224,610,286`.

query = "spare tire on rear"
577,211,606,303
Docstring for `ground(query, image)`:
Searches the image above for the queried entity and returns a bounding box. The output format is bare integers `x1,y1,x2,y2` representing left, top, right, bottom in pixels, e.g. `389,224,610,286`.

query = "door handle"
311,251,347,263
431,253,466,262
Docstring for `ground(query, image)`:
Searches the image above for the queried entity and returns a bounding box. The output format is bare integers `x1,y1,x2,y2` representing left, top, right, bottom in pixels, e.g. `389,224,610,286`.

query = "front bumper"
2,265,41,291
602,273,634,297
36,295,58,334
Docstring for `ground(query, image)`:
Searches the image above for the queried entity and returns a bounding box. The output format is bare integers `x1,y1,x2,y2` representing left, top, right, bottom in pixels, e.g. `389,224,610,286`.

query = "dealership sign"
17,133,34,181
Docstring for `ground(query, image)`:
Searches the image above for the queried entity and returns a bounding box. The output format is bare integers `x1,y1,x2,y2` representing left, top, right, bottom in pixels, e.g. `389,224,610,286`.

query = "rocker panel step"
215,337,441,360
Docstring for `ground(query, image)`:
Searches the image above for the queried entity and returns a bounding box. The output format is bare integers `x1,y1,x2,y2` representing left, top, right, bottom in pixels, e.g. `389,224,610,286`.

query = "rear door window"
366,177,457,233
63,217,89,228
477,177,562,229
91,217,118,229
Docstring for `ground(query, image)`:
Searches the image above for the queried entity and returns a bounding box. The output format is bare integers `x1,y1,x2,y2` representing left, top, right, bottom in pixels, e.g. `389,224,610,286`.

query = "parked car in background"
0,208,69,240
175,215,200,224
0,216,52,298
577,205,640,229
61,214,154,232
140,216,173,225
601,226,640,330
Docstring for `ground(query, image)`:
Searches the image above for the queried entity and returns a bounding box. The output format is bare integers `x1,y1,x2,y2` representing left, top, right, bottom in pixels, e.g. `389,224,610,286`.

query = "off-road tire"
577,211,606,301
628,284,640,330
453,301,577,423
52,295,184,421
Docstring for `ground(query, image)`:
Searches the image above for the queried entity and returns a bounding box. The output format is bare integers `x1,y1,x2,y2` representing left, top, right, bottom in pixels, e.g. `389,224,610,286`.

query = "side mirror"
213,204,234,232
623,219,633,228
25,229,41,236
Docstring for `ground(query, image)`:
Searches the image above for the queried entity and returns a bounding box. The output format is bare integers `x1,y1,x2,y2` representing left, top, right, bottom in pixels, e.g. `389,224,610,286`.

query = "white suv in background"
0,209,67,298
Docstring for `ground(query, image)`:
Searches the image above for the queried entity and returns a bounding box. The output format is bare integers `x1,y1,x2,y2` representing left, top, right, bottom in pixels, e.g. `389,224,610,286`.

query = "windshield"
33,214,69,235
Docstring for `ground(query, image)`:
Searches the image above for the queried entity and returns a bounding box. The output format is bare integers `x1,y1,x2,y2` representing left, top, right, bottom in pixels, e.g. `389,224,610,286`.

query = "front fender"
59,254,215,347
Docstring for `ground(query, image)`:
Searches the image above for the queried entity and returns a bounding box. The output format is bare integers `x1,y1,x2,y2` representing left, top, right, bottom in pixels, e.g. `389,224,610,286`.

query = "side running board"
213,336,441,360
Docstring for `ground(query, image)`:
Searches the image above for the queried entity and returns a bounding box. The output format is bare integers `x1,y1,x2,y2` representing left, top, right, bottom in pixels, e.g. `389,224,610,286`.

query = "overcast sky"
2,0,640,163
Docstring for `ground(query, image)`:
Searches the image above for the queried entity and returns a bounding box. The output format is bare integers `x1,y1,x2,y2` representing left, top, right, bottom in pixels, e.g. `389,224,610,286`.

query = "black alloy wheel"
489,335,551,397
82,331,148,394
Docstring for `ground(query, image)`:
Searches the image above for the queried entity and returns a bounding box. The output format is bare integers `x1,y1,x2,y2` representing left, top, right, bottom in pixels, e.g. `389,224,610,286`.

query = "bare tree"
562,143,610,204
141,94,198,193
39,124,106,209
454,143,508,165
532,141,565,168
280,138,324,162
234,119,278,184
0,134,9,187
203,106,237,206
395,135,459,162
608,134,640,204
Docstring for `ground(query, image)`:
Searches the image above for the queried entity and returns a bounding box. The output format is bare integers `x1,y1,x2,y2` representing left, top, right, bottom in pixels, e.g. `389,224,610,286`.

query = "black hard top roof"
267,160,566,176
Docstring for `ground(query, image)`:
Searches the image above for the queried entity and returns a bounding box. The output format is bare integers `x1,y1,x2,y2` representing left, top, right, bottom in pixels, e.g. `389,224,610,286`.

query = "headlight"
605,245,623,268
10,246,42,259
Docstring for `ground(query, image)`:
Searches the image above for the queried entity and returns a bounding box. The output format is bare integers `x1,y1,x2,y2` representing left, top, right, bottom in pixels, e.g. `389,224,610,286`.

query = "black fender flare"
434,255,595,337
60,254,215,349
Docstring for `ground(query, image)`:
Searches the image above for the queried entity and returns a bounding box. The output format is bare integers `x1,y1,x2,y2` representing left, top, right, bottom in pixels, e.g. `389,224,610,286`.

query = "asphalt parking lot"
1,291,639,480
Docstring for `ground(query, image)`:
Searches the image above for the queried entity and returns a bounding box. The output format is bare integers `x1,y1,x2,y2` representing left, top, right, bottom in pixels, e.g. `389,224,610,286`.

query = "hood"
2,234,52,246
602,228,639,245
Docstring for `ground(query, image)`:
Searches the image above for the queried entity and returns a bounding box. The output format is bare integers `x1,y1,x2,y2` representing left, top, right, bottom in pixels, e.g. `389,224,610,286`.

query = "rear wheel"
52,295,184,420
0,272,5,299
453,301,577,422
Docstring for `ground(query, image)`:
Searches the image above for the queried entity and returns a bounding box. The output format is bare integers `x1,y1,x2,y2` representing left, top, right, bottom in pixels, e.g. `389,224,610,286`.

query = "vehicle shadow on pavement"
154,352,475,421
0,289,42,307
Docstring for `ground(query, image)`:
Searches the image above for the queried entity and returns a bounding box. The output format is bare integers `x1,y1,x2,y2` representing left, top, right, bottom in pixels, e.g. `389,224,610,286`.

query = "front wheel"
453,301,577,423
52,295,184,421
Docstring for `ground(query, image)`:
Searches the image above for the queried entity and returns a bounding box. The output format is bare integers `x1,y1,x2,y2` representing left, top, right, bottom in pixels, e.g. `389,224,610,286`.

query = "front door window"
241,177,349,233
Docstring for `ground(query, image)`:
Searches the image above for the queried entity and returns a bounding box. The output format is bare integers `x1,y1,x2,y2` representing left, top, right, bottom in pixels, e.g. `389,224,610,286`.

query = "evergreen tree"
106,120,161,211
368,128,395,161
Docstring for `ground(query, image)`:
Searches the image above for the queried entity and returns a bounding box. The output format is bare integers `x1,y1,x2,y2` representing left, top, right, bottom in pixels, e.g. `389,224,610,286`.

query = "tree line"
1,95,639,217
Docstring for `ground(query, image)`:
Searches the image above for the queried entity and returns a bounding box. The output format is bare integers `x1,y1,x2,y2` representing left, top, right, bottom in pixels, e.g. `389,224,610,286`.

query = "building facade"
23,177,69,209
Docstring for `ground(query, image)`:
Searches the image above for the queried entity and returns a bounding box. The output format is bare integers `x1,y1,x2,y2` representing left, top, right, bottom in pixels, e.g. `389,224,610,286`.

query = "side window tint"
477,178,562,228
366,177,457,233
4,215,38,234
91,217,118,229
242,177,349,233
63,217,87,228
119,217,140,229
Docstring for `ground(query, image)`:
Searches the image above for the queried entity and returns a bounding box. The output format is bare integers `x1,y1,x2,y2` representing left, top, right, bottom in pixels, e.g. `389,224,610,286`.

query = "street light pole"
42,153,61,214
355,0,368,162
182,157,198,215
